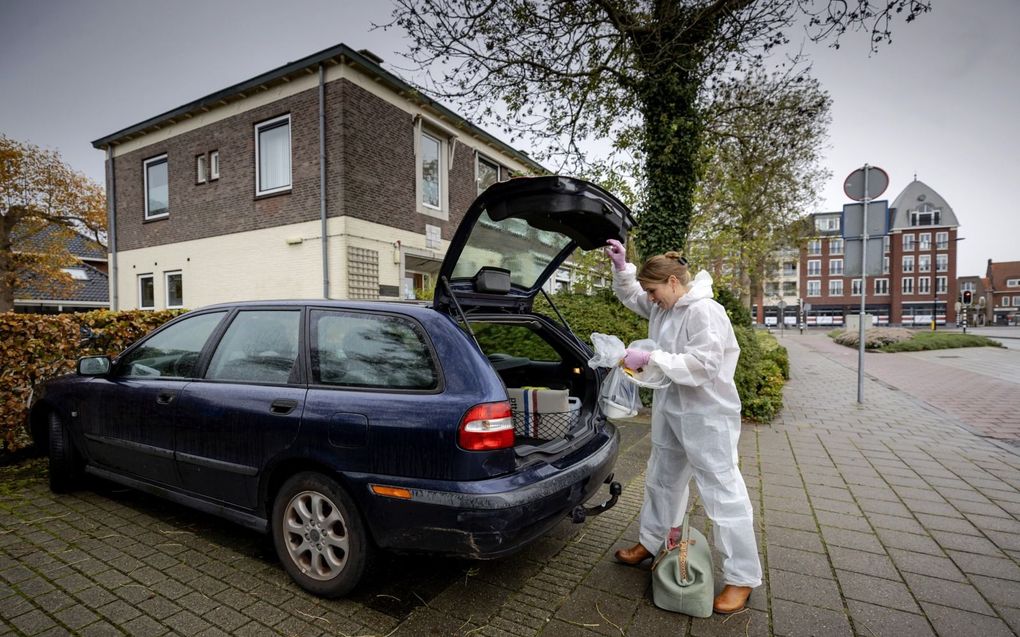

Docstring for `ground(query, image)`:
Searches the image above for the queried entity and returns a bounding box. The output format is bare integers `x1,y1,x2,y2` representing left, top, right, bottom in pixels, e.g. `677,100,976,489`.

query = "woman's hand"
622,348,651,371
605,239,627,271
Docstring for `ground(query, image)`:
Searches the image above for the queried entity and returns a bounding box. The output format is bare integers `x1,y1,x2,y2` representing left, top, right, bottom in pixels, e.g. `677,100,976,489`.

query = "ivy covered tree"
0,135,106,312
689,67,832,308
388,0,929,259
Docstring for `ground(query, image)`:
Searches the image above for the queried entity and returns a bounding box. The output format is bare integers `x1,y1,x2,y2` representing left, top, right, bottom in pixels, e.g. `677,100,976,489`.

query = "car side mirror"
77,355,111,376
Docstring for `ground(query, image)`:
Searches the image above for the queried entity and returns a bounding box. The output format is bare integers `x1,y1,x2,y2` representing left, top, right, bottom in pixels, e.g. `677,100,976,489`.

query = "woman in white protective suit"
605,239,762,614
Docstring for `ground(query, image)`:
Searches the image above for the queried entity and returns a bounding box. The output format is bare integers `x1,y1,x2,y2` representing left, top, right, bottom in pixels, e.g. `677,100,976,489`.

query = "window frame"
936,254,948,272
903,234,916,251
829,258,844,275
416,125,449,219
919,232,931,250
196,154,207,184
807,239,822,256
851,278,863,296
807,280,821,297
1007,278,1020,288
476,153,501,195
143,154,169,220
936,276,948,294
807,259,821,276
138,273,155,310
254,113,292,197
918,276,931,295
209,150,220,180
902,277,914,295
164,270,184,309
919,255,931,273
874,278,889,295
903,255,915,273
829,238,844,255
936,231,948,250
829,279,843,296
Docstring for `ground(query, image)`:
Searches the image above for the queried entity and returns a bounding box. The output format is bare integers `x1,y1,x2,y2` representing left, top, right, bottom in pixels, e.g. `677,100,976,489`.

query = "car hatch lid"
434,176,636,314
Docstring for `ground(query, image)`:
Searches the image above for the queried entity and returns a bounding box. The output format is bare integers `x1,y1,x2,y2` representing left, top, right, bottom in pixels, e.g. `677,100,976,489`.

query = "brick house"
92,44,544,311
790,179,960,327
983,260,1020,325
13,226,109,314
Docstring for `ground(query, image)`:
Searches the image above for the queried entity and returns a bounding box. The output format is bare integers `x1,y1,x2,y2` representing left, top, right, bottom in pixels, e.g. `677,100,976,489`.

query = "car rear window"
311,310,438,390
472,322,561,362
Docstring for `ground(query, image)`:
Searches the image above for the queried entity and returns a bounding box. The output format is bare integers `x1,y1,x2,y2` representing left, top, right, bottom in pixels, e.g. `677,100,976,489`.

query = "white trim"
874,278,889,295
254,113,292,196
210,150,220,180
164,270,184,309
416,124,449,220
138,273,155,310
1007,278,1020,287
143,154,169,220
902,277,914,295
196,154,207,184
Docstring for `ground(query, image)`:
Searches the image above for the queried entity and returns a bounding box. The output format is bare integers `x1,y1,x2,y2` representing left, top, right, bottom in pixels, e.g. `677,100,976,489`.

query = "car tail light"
458,401,514,451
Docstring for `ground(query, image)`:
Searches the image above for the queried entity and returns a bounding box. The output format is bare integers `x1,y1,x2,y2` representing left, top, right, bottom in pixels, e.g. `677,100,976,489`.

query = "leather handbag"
650,505,714,617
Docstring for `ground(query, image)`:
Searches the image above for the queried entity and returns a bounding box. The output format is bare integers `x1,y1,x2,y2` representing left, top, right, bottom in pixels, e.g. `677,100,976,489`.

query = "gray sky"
2,0,1017,278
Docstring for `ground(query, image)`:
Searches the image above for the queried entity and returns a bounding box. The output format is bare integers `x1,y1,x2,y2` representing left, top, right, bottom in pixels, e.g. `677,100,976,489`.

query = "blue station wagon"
28,176,635,597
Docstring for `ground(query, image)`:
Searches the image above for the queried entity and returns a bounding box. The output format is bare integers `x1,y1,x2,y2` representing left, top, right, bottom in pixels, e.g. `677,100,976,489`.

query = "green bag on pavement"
650,509,714,618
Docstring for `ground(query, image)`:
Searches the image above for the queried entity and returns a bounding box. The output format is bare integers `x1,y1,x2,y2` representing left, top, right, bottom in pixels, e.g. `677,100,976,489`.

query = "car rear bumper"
351,423,620,558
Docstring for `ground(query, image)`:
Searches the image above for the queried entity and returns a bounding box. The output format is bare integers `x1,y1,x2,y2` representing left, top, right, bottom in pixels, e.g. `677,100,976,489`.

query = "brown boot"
713,585,752,614
614,543,653,565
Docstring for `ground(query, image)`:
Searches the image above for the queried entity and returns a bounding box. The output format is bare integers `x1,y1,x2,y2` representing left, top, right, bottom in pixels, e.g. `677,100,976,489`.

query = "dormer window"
910,203,941,226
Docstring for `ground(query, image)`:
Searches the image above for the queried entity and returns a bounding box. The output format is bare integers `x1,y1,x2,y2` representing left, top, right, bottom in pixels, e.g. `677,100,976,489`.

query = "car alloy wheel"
272,472,369,597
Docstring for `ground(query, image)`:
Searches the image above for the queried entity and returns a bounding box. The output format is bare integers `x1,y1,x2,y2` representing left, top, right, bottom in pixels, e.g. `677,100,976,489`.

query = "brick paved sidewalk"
1,335,1019,636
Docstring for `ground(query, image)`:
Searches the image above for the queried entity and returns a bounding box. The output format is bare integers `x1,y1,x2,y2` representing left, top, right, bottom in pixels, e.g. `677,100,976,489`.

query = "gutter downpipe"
106,147,118,311
319,63,329,299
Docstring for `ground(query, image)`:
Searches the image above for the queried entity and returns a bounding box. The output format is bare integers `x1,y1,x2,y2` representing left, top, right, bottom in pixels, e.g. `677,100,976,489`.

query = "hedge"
0,309,185,451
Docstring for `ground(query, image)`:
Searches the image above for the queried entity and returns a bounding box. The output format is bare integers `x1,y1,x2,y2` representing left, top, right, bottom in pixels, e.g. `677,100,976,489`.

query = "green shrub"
0,309,185,451
878,331,1003,352
714,287,753,328
832,327,912,349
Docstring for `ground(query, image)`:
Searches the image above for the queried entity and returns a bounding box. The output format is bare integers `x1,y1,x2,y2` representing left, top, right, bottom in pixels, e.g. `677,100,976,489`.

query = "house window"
883,256,890,274
1014,296,1020,306
937,276,947,294
255,114,292,196
903,255,914,273
936,232,948,250
919,233,931,250
815,216,840,232
807,280,821,297
783,281,797,296
936,254,948,272
477,155,500,195
919,255,931,273
960,282,975,292
210,150,220,180
143,154,169,219
61,268,89,281
910,203,941,226
196,154,207,184
903,234,916,251
782,261,797,276
874,279,889,295
807,260,821,276
807,239,822,255
918,277,931,295
851,279,862,296
165,271,183,309
829,238,843,255
138,274,155,310
829,259,843,275
902,277,914,295
829,280,843,296
421,130,442,210
883,235,890,253
1007,278,1020,287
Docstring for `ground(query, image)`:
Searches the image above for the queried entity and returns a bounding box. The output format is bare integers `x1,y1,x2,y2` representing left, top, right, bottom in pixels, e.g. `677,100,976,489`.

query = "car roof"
193,299,436,318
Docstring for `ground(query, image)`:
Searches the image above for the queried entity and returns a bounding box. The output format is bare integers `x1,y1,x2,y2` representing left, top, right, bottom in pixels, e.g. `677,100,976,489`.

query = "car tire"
48,411,81,493
271,472,370,598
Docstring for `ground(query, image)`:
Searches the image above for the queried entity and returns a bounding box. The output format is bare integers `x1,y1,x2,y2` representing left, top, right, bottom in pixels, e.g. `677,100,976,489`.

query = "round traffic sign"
844,165,889,201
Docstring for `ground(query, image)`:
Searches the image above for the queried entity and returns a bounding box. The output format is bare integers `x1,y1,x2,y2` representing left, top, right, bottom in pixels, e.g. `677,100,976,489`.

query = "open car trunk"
467,313,601,457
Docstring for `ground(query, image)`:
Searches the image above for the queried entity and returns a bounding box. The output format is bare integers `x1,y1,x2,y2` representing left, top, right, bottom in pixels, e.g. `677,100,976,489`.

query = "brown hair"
637,251,691,287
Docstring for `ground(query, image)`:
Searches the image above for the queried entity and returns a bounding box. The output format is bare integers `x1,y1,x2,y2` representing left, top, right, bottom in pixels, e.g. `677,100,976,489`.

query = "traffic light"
963,290,973,306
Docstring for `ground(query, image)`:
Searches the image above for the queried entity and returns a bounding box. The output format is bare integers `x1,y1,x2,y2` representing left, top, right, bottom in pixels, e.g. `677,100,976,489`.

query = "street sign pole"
858,166,869,404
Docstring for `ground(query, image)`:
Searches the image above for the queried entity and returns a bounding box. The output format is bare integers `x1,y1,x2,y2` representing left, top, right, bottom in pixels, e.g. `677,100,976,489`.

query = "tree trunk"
0,215,14,312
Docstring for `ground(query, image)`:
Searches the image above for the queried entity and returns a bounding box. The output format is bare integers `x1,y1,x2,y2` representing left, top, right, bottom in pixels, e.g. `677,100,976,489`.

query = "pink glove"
605,239,627,271
622,348,651,371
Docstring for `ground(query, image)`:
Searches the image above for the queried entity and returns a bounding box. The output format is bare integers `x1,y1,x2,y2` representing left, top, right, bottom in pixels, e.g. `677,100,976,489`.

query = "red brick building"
795,179,960,327
983,260,1020,325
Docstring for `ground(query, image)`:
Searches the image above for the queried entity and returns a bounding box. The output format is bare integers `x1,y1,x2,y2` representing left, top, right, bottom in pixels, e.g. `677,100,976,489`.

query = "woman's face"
642,276,685,310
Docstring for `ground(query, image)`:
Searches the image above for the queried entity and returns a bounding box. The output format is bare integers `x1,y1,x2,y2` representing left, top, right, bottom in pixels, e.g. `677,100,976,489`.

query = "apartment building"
983,260,1020,325
92,44,544,311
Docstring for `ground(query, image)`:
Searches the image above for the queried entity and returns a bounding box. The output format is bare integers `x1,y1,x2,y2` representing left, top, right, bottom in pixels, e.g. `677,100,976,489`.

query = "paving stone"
930,530,1004,556
921,602,1015,637
764,544,833,580
770,568,843,611
53,604,100,631
901,572,996,616
834,569,918,613
826,545,900,581
766,527,826,554
967,573,1020,608
552,586,637,637
73,585,118,609
984,530,1020,552
946,550,1020,580
846,599,935,637
913,513,983,535
9,609,57,636
813,510,871,533
901,499,965,518
763,510,817,533
78,620,126,637
691,608,769,637
121,613,168,637
859,498,914,518
875,527,945,556
887,549,966,582
625,600,690,635
771,598,852,637
161,610,211,635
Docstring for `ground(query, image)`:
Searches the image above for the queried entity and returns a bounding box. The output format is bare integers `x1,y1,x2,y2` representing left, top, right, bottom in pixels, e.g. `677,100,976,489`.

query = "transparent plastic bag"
588,333,626,370
600,366,640,419
622,338,671,389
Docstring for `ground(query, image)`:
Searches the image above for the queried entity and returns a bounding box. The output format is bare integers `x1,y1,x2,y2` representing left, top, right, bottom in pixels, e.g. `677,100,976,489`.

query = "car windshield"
450,207,572,290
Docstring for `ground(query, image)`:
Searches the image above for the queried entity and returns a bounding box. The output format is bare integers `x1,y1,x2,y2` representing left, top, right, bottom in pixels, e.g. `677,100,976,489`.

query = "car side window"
311,311,438,390
206,310,301,384
118,312,227,378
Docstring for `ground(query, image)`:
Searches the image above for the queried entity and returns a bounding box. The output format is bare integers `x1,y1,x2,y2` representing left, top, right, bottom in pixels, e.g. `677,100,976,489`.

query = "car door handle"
270,399,299,415
156,391,177,405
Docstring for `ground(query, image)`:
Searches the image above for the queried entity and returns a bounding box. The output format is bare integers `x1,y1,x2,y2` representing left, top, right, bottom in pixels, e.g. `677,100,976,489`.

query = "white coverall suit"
614,265,762,587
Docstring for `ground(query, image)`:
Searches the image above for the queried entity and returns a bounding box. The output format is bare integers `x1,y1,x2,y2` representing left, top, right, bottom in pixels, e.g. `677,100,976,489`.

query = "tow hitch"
570,474,622,523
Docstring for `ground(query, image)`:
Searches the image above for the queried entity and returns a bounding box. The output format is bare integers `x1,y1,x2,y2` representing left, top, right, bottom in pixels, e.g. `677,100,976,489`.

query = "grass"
877,331,1003,352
